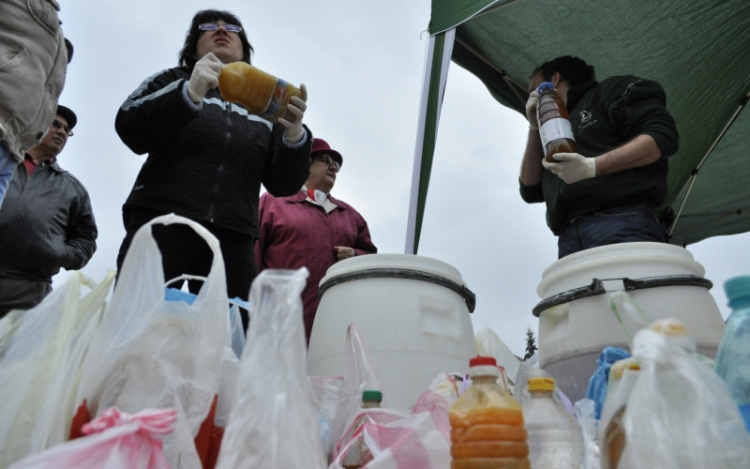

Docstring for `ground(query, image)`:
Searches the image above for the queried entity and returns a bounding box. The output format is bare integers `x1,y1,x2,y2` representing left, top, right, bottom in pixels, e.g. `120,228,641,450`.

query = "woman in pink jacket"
255,138,377,342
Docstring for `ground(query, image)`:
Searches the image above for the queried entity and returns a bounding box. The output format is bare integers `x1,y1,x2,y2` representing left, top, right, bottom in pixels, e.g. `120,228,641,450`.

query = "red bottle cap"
469,356,497,367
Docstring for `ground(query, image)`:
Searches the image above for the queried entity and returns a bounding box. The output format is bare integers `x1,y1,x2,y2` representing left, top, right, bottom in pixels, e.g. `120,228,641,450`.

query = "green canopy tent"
406,0,750,254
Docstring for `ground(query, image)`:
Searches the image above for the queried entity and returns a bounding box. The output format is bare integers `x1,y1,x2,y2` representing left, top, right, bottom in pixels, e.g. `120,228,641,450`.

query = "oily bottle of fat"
536,82,576,162
218,62,301,123
449,356,530,469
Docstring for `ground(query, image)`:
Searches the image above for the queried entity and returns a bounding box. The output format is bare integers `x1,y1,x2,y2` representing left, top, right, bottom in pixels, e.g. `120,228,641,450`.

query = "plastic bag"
215,268,327,469
619,318,750,469
0,271,115,466
330,323,386,458
475,326,521,388
9,407,176,469
584,346,631,419
307,375,343,457
74,215,230,469
574,399,600,469
331,390,452,469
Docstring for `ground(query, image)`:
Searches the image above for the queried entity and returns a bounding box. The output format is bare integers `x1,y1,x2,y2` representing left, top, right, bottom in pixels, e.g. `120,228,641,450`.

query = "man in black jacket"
519,56,679,258
114,10,312,327
0,105,97,318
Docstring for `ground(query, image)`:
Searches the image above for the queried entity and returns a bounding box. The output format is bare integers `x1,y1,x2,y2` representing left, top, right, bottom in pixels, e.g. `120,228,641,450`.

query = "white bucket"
535,242,725,401
307,254,477,411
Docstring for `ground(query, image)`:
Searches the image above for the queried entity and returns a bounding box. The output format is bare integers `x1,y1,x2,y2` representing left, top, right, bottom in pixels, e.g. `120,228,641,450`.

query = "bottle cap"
527,377,555,391
469,356,497,367
362,390,383,402
537,82,555,93
724,276,750,305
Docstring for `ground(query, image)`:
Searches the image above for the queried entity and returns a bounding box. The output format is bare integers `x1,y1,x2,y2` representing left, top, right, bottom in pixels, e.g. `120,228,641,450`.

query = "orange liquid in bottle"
218,62,301,123
536,83,577,163
450,358,530,469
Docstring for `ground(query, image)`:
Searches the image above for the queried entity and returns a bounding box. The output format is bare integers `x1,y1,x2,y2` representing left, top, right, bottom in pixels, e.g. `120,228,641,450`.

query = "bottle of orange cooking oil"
449,356,530,469
536,82,576,163
218,62,302,123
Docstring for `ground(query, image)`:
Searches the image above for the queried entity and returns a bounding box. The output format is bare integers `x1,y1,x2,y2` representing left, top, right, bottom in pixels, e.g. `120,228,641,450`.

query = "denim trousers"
557,203,665,259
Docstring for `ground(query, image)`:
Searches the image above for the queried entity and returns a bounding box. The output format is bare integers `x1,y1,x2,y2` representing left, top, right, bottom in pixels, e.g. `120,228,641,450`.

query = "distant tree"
524,327,538,361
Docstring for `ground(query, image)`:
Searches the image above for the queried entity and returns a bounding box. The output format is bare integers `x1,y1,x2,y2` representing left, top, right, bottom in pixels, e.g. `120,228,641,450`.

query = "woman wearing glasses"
255,138,377,343
114,9,312,329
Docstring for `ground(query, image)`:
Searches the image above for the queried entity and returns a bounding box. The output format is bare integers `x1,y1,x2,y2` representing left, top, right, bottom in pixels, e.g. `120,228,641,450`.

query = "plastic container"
340,390,383,469
522,377,582,469
449,356,529,469
308,254,477,411
598,359,641,469
218,62,301,123
536,82,576,163
715,276,750,433
535,242,725,401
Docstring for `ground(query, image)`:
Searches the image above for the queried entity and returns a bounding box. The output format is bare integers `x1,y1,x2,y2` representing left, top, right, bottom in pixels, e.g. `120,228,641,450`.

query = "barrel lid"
725,276,750,303
319,253,466,289
362,390,383,402
537,82,555,93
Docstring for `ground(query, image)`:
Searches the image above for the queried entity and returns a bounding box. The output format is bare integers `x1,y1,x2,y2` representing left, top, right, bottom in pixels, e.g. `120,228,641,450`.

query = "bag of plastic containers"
215,268,327,469
73,215,231,469
522,377,583,469
0,271,115,467
9,407,176,469
619,318,750,469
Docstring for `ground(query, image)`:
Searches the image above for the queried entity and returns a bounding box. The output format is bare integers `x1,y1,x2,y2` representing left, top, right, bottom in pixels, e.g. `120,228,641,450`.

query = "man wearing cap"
0,106,97,319
0,1,73,206
255,138,377,342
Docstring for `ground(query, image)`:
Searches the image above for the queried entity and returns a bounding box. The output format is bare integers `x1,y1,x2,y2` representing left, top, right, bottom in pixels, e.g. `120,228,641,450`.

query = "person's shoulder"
54,167,91,196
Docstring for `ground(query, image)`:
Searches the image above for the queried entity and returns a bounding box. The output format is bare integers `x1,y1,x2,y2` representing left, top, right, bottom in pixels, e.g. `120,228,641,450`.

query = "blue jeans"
557,203,665,258
0,142,16,208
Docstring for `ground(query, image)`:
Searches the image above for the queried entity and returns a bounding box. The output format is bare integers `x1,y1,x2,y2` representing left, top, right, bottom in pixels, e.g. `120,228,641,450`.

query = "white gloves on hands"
526,90,540,130
187,53,223,103
278,83,308,143
542,152,596,184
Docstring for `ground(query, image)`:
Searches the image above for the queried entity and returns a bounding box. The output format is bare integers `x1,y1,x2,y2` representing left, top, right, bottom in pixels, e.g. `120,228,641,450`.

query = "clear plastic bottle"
218,62,302,123
522,377,583,469
535,82,577,163
449,356,529,469
714,276,750,433
341,390,382,469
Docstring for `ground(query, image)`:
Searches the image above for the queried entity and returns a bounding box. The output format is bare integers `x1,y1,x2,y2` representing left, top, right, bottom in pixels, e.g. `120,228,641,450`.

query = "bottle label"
261,78,293,121
539,118,575,148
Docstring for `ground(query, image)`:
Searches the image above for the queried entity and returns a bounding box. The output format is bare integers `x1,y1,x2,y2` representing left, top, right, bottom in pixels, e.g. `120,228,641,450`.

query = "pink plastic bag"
331,391,452,469
9,407,176,469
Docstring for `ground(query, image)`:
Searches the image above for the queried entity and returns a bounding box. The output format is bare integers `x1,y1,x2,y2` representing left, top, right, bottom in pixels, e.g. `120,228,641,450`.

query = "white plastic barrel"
307,254,477,411
535,242,725,401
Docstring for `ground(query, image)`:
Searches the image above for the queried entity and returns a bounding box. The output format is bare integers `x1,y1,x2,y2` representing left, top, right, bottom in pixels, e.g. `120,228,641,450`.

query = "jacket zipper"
207,101,232,223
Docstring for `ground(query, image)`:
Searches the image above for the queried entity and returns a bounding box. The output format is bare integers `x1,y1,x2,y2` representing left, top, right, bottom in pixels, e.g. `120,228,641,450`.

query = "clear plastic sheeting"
0,270,115,467
216,268,327,469
475,326,521,388
74,215,230,469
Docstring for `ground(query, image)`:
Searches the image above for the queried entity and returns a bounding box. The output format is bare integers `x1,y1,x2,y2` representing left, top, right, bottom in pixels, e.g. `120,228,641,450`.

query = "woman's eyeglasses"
314,154,340,173
199,23,242,33
52,119,73,137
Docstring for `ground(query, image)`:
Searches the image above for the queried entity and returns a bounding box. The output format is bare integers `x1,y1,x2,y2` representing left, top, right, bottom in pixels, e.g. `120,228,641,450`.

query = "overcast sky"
51,1,749,356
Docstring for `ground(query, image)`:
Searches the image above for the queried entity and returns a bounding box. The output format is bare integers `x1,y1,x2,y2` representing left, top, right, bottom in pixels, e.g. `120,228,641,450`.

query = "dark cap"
56,105,77,130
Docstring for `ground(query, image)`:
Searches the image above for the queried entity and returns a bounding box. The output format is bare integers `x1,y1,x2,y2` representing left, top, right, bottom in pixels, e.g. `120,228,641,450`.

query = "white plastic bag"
9,407,176,469
574,399,600,469
307,375,343,457
215,268,326,469
74,215,230,469
330,323,385,458
0,270,115,466
619,318,750,469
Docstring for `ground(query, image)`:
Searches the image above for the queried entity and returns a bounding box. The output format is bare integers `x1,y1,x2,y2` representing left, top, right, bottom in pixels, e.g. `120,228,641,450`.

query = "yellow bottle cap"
528,377,555,391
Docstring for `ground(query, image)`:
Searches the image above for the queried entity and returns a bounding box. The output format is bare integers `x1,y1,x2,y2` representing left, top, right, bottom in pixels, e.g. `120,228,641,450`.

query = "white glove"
278,84,307,143
526,90,540,130
187,53,223,103
542,152,597,184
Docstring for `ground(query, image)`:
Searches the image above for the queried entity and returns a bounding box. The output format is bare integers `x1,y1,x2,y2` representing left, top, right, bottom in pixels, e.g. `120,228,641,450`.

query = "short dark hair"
178,9,253,69
531,56,595,88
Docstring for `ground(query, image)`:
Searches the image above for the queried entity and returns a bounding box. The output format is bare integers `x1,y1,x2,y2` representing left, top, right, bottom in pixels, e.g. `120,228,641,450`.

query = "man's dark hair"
531,56,595,88
178,9,253,69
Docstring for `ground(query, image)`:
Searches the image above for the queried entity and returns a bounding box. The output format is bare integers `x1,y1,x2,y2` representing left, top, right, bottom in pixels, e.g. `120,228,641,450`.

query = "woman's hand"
187,53,223,103
278,84,307,142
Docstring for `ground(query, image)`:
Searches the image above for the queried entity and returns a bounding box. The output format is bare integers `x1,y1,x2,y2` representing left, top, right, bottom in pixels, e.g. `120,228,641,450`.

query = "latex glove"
526,90,540,130
335,246,356,260
542,152,596,184
187,53,223,103
278,83,307,143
